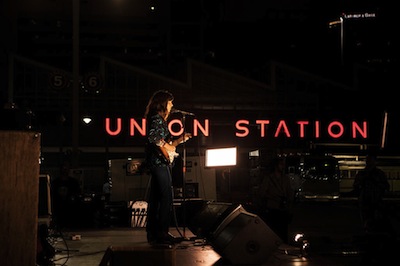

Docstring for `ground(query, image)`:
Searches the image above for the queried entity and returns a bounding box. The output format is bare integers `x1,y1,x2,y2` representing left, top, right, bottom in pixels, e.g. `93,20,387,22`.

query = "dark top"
145,114,171,167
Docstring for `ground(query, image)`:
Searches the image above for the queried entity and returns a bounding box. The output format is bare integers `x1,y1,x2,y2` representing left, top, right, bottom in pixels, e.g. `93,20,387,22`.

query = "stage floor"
50,227,349,266
46,199,400,266
52,227,222,266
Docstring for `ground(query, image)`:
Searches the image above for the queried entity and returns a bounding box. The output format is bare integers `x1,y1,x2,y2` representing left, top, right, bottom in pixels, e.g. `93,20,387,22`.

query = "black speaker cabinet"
202,203,282,265
187,202,237,239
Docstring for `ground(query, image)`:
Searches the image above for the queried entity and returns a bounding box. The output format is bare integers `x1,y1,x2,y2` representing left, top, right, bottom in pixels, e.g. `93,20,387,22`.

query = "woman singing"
144,89,191,246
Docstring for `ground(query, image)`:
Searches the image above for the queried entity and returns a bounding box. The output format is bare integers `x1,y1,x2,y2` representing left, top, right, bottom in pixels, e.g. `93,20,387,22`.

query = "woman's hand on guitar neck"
182,133,192,143
169,133,192,147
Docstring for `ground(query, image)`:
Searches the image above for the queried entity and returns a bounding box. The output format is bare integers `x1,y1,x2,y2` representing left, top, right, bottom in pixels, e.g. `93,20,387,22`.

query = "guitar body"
159,146,179,165
148,134,191,165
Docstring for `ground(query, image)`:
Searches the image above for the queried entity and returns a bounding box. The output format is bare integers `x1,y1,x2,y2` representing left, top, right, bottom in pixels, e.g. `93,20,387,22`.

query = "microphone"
171,108,195,116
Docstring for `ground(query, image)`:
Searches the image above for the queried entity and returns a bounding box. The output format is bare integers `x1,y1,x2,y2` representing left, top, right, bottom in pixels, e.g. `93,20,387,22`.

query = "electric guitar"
159,145,179,165
158,133,191,165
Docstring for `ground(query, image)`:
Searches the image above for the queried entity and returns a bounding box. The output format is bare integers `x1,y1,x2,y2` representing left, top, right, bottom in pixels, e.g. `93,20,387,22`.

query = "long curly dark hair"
144,90,174,120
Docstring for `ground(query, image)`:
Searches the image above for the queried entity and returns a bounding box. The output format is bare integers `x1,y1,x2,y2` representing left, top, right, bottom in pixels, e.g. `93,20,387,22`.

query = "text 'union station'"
105,118,369,140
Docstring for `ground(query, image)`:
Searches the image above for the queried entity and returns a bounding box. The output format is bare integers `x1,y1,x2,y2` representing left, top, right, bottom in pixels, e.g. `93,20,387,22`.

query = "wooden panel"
0,131,41,266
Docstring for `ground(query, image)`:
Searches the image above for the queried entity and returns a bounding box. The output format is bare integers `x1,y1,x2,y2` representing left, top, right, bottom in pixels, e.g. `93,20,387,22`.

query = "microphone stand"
179,114,198,241
171,113,189,242
171,110,196,242
181,113,188,239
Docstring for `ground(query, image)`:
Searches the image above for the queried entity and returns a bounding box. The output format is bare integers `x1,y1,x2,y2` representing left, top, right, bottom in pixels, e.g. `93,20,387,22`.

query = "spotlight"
294,233,304,242
82,115,92,124
294,233,309,257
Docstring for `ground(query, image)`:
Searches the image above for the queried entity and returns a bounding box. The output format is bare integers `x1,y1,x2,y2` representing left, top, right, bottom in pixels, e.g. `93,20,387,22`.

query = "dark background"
0,0,398,159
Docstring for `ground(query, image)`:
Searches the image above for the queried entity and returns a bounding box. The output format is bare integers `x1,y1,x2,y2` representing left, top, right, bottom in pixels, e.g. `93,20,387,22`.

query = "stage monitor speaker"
99,246,176,266
192,203,282,265
186,202,238,239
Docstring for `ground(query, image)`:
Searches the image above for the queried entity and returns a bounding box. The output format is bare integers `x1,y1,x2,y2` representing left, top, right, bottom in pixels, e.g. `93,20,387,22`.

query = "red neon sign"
105,118,368,139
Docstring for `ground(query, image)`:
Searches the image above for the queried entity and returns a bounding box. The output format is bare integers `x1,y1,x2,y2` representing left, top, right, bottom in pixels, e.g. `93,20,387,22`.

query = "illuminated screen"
205,147,237,167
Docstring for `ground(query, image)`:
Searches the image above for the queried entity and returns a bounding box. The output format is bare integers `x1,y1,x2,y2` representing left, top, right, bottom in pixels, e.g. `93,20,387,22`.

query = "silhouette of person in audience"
51,161,81,228
253,156,295,243
353,153,390,233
